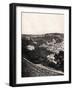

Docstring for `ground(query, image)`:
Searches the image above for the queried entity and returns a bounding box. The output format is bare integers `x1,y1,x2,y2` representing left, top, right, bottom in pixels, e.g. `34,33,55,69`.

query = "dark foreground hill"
22,57,64,77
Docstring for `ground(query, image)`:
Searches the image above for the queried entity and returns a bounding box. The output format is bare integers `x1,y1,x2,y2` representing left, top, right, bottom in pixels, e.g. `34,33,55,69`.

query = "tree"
54,51,64,71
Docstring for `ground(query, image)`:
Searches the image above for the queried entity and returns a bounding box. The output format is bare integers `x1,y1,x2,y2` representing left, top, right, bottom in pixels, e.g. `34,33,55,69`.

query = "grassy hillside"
22,57,63,77
22,33,64,73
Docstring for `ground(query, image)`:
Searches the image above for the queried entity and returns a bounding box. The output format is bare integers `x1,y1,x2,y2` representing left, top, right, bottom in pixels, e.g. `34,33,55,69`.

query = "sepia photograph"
21,13,64,77
10,3,71,86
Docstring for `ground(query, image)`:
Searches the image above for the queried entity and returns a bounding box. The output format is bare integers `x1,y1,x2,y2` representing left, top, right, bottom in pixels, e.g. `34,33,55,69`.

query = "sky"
22,12,64,34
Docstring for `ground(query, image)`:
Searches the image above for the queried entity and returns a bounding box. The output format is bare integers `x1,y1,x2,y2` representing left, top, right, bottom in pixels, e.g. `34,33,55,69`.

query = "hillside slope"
22,57,64,77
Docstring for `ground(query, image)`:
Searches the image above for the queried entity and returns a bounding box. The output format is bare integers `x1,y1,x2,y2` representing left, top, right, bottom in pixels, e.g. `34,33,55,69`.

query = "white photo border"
16,6,69,84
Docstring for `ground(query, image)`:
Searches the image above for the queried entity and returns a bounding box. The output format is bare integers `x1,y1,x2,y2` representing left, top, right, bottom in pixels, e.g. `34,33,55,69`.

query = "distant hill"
22,33,64,43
